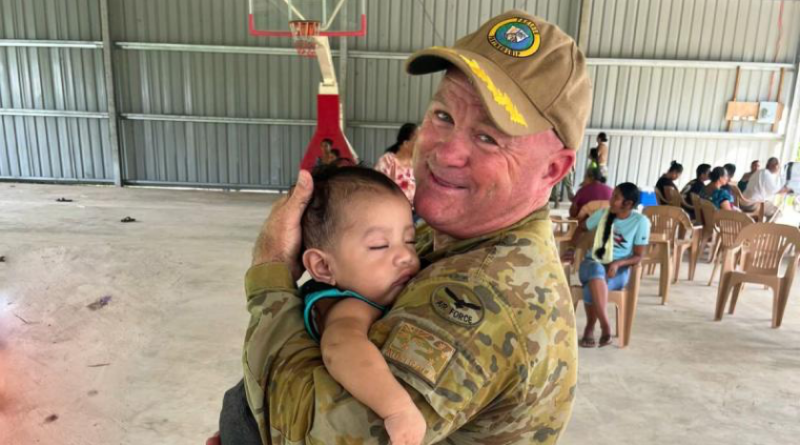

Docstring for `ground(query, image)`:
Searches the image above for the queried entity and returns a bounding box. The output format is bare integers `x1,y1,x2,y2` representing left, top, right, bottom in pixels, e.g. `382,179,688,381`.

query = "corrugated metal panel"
587,0,800,63
0,0,110,181
346,126,398,166
0,115,110,180
0,0,102,40
116,50,323,119
588,65,796,133
2,0,800,190
346,57,441,124
352,0,578,53
573,136,785,191
120,120,309,187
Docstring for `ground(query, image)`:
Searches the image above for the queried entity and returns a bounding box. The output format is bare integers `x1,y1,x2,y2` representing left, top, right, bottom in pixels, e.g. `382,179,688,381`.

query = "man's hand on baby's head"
384,403,427,445
252,170,314,280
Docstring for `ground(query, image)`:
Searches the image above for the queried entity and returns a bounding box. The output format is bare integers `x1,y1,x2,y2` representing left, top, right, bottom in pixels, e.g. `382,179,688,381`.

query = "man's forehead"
432,73,505,131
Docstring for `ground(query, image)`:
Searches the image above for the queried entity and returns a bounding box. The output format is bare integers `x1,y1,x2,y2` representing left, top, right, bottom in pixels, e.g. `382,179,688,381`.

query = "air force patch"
431,284,485,327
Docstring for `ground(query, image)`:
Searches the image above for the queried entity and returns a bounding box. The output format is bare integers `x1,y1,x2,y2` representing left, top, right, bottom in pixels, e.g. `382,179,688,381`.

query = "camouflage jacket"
242,207,578,444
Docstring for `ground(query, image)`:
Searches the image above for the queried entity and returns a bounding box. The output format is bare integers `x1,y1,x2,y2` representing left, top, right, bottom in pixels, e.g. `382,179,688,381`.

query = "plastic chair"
708,210,754,286
655,188,667,205
715,223,800,328
551,216,579,257
551,216,579,244
577,200,610,222
729,184,765,222
699,198,721,263
569,231,644,348
664,186,684,208
643,205,701,289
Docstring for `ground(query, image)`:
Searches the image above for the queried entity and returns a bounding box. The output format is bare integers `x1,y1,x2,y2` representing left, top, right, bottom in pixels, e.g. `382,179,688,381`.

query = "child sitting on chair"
299,165,426,445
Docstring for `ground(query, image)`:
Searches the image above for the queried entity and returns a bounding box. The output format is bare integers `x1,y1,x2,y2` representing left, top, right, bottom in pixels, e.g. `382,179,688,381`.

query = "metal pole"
100,0,123,186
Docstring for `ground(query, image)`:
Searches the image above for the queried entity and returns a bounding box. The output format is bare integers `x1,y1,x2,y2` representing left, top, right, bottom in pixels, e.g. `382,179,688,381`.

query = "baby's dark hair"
301,164,407,250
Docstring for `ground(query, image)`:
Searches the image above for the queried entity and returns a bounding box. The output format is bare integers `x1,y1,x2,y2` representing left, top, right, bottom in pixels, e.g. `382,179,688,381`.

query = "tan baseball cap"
406,10,592,150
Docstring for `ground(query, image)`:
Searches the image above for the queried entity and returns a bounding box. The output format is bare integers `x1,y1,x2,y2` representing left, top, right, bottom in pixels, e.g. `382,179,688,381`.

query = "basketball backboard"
248,0,366,37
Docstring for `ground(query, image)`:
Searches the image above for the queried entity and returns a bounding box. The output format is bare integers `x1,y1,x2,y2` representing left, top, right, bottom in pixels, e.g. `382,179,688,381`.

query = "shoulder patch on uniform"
430,284,485,327
383,322,456,386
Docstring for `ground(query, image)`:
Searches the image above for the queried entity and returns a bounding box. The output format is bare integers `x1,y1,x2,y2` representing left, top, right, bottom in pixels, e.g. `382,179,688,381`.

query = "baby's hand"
384,403,426,445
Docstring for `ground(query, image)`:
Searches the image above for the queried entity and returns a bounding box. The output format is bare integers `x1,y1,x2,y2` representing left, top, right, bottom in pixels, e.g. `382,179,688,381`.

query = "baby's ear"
302,249,336,286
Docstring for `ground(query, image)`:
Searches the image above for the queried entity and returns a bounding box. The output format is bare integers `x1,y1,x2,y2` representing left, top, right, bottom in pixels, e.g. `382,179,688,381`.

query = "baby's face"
328,192,420,305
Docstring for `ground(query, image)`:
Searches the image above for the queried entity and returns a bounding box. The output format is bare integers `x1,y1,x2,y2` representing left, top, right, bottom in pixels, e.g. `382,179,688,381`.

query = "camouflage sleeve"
240,262,308,444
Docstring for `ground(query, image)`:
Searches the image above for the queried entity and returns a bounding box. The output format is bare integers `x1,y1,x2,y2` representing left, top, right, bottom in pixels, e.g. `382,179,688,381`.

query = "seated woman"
570,167,612,219
578,183,651,348
702,166,735,211
655,161,683,202
578,182,650,348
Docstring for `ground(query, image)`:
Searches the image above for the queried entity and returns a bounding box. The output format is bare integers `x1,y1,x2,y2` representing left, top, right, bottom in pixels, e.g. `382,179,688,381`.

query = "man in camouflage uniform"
213,9,592,445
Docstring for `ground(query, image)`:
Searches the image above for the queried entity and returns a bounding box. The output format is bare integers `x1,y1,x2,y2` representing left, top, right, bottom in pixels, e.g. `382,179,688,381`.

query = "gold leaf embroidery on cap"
458,55,528,128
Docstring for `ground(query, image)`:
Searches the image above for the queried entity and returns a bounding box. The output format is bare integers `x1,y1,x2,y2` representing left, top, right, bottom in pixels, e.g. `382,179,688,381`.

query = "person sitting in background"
578,183,650,348
722,163,737,191
316,138,337,166
682,163,711,198
681,163,711,218
702,166,735,211
655,161,683,201
738,160,760,192
331,149,355,166
595,132,609,178
580,148,600,187
570,167,612,219
743,157,789,218
375,123,418,205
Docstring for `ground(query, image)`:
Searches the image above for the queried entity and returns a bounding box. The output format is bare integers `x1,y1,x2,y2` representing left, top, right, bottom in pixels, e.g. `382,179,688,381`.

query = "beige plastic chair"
707,210,754,286
551,216,579,259
569,231,644,348
551,216,579,244
577,199,610,222
699,198,721,263
729,184,765,222
655,188,667,205
715,223,800,328
664,186,685,209
643,206,701,290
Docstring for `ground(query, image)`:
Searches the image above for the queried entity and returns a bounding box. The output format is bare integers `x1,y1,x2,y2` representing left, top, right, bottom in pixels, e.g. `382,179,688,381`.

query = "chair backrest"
714,210,754,249
572,229,595,266
664,186,683,208
728,184,746,207
577,200,610,221
690,193,704,224
551,217,578,241
655,188,666,205
736,223,800,275
643,205,693,245
699,198,718,238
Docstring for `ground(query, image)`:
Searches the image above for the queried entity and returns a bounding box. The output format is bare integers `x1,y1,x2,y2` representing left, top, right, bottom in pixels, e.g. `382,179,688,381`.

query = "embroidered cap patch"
488,17,541,58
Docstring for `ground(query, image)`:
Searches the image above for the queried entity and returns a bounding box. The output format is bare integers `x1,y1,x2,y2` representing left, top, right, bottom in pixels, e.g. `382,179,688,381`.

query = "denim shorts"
578,258,630,305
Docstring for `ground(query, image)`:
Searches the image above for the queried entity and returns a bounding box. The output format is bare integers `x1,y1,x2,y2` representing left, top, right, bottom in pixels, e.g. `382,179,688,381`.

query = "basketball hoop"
290,20,320,58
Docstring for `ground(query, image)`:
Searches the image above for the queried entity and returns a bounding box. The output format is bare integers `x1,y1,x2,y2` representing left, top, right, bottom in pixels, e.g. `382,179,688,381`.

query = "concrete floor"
1,183,799,445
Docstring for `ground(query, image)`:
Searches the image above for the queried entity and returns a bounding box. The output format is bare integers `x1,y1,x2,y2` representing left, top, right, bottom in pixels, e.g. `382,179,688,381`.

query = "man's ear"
302,248,336,286
544,148,576,189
